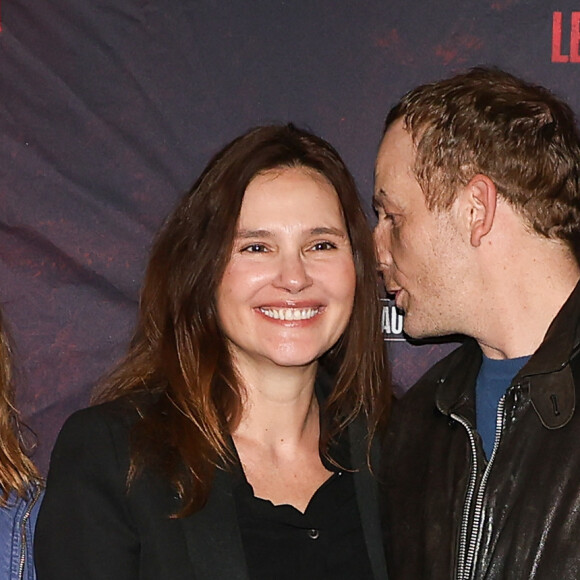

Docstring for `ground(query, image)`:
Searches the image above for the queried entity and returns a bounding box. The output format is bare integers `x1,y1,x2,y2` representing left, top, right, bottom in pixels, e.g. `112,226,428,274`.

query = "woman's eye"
242,243,268,253
312,241,337,251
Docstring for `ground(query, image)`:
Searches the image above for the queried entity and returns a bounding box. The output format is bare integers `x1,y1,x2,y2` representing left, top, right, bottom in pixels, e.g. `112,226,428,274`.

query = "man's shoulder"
382,341,477,470
398,340,475,409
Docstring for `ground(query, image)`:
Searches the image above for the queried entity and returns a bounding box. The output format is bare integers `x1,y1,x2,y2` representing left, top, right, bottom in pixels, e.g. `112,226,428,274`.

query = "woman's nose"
273,253,313,293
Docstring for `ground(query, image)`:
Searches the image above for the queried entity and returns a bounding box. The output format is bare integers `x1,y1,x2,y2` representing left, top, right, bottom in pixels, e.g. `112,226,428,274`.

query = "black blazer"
35,400,388,579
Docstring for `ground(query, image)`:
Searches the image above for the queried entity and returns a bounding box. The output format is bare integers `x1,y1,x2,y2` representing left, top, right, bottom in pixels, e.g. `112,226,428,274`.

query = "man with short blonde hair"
375,67,580,579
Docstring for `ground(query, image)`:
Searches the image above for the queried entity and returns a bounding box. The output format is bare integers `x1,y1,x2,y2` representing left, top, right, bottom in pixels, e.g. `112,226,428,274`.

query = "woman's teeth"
259,307,319,321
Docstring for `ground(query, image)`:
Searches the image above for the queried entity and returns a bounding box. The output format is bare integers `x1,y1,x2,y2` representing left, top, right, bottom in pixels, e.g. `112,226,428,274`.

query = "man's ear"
463,174,497,247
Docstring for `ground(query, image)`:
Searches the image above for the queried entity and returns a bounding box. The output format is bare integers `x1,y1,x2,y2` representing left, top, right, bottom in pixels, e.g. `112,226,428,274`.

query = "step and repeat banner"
1,0,579,471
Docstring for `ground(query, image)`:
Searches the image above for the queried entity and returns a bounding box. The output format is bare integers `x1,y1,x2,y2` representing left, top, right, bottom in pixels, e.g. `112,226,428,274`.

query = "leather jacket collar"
436,278,580,429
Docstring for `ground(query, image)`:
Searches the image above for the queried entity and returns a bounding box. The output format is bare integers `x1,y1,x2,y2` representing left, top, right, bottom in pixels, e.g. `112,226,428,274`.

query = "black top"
233,436,374,580
36,394,387,580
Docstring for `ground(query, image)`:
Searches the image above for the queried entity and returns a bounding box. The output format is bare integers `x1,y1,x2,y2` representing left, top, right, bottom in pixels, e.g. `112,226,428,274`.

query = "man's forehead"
374,141,417,199
377,124,415,172
380,118,412,150
374,145,433,214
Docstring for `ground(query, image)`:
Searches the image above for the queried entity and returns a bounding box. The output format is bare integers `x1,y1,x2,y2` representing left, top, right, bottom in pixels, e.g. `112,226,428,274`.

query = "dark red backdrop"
1,0,580,471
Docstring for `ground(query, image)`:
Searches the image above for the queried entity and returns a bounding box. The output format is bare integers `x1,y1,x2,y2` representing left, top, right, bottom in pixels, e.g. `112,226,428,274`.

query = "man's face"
373,119,468,339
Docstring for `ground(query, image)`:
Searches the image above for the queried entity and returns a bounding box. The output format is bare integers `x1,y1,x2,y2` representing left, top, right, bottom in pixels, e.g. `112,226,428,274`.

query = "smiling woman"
35,125,390,580
217,167,356,374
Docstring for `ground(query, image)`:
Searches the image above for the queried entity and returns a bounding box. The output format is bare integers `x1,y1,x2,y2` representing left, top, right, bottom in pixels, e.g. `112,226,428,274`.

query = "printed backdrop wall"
1,0,580,471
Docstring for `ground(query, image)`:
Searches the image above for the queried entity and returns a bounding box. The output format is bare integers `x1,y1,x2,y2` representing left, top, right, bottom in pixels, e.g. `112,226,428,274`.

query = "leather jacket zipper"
453,414,478,580
452,396,506,580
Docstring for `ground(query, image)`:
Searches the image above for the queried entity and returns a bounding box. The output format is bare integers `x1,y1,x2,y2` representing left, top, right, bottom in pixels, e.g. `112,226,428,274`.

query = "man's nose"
373,224,393,271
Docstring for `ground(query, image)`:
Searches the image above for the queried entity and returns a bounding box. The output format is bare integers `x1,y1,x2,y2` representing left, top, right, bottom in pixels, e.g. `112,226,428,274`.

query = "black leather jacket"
381,280,580,579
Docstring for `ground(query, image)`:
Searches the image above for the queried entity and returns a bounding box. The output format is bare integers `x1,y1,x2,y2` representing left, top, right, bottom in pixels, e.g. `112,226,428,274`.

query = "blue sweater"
476,354,530,458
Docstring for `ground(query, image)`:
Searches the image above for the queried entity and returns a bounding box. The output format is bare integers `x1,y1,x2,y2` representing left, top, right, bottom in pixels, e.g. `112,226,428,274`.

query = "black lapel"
181,467,250,580
349,420,390,580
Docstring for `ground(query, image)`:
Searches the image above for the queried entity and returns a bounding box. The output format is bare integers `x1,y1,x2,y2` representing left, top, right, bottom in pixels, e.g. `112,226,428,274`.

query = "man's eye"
241,243,268,253
374,205,394,223
312,241,337,251
383,212,399,226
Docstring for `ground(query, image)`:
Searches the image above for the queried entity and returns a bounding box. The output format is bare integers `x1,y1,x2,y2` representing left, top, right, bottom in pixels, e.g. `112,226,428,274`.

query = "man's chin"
403,326,425,340
402,316,440,341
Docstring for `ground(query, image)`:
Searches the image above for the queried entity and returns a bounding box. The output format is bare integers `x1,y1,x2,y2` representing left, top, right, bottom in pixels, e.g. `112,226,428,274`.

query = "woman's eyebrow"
310,227,348,238
236,227,347,238
235,229,273,239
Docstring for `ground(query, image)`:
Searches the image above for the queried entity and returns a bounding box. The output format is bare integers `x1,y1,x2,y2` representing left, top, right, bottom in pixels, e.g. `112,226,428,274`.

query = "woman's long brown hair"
0,311,40,504
95,124,390,516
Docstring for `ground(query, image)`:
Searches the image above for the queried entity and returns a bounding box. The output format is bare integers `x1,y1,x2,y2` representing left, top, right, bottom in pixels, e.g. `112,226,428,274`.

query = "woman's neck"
230,358,331,513
232,357,319,451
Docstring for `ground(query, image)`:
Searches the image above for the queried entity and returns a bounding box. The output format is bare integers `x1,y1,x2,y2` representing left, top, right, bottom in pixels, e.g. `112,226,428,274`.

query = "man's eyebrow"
373,189,403,210
372,188,387,205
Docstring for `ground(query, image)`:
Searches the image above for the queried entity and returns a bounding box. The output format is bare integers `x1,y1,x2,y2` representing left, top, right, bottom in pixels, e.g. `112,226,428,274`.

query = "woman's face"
216,166,356,374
